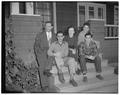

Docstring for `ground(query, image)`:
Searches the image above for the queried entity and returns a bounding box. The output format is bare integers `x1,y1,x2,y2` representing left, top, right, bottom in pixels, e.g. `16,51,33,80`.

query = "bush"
5,17,41,93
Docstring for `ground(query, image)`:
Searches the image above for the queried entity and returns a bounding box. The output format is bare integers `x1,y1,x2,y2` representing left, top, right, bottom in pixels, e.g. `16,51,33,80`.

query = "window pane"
33,2,52,22
34,2,50,15
114,6,118,25
19,2,26,14
79,6,85,27
89,7,94,19
98,8,103,19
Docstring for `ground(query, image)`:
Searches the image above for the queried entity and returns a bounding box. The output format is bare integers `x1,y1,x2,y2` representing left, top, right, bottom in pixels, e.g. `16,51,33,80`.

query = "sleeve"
47,43,55,56
91,42,99,56
78,42,85,56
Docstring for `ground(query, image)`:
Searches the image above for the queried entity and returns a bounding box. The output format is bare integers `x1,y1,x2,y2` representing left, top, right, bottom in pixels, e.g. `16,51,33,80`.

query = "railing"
104,24,118,39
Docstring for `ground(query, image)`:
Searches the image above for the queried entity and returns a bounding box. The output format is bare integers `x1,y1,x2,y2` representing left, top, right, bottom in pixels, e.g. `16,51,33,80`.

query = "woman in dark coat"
64,26,80,74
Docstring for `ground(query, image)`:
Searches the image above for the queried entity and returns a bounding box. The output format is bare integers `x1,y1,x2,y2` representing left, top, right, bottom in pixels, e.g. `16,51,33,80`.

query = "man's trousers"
78,55,102,74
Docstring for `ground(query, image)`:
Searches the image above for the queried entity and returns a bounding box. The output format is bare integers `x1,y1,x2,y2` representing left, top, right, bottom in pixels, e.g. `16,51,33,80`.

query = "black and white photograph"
2,1,118,93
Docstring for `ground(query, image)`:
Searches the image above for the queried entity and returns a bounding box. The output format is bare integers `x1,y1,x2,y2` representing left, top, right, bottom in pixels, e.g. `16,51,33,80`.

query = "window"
105,25,118,39
19,2,26,14
104,5,118,39
89,6,94,19
78,3,106,27
114,6,118,25
11,2,52,22
79,6,85,27
98,8,103,19
33,2,52,22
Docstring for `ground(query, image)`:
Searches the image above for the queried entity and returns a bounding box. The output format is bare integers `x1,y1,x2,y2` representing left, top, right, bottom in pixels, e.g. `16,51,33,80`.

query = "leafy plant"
5,17,41,93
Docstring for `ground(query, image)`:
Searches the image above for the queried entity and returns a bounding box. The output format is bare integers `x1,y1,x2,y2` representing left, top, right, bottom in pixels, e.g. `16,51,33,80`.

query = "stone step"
84,83,118,93
54,65,114,85
51,59,108,74
57,72,118,92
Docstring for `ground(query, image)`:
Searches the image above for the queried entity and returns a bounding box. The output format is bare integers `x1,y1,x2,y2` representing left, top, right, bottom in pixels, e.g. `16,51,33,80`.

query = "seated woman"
47,31,78,87
64,26,81,74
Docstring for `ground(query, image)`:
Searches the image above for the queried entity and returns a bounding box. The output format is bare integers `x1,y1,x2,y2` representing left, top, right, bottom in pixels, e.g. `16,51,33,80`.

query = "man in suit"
34,21,57,92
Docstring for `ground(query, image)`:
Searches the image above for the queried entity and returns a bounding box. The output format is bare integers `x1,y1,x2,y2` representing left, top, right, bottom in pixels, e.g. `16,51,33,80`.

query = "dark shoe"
83,76,88,82
58,73,65,83
43,69,52,77
69,79,78,87
76,69,81,75
96,75,104,80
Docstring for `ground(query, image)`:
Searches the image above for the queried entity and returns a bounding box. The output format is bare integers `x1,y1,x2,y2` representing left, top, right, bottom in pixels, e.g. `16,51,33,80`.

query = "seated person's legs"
78,55,88,82
79,55,87,74
64,57,78,87
84,55,103,80
94,55,103,80
55,57,65,83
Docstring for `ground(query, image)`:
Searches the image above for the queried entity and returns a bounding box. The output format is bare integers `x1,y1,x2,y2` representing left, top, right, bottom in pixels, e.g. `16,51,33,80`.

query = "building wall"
11,15,42,65
56,2,77,32
104,3,118,62
89,20,118,63
56,2,118,63
10,2,118,64
102,39,118,63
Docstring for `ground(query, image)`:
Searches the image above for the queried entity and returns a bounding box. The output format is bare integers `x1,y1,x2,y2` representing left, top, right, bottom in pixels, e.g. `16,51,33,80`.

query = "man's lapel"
42,31,49,47
51,32,56,43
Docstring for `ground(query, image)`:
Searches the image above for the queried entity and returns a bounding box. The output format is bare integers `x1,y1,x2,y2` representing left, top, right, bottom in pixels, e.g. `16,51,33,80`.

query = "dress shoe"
83,76,88,82
69,79,78,87
76,69,81,75
96,75,104,80
58,73,65,83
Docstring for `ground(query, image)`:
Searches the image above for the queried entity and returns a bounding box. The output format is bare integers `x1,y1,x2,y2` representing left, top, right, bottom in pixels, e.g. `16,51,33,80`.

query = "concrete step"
85,83,118,93
54,65,114,85
57,72,118,92
51,59,108,74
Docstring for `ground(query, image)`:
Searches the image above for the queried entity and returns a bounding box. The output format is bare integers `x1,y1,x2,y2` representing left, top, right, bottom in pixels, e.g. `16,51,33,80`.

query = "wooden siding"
56,2,77,32
88,20,105,53
11,15,42,65
102,39,118,63
89,20,118,63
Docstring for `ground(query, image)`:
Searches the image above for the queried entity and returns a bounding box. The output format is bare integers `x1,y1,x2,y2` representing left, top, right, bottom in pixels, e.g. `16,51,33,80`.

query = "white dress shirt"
46,31,52,46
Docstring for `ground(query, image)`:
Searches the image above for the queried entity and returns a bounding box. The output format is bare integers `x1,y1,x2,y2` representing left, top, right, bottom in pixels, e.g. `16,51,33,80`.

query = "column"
53,2,57,33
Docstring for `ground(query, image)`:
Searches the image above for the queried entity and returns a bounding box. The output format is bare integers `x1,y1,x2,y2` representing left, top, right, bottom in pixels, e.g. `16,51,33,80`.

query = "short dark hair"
83,22,90,27
85,32,93,38
56,31,64,36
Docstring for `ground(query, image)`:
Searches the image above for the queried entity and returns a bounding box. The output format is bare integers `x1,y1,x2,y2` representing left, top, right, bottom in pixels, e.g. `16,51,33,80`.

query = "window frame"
77,2,106,27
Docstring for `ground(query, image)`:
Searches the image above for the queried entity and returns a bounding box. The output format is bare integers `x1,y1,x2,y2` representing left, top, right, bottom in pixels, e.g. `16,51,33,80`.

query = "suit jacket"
34,30,56,66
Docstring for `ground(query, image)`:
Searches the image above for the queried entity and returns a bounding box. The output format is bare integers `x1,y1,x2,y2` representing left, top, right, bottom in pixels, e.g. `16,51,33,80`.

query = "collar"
56,41,65,46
